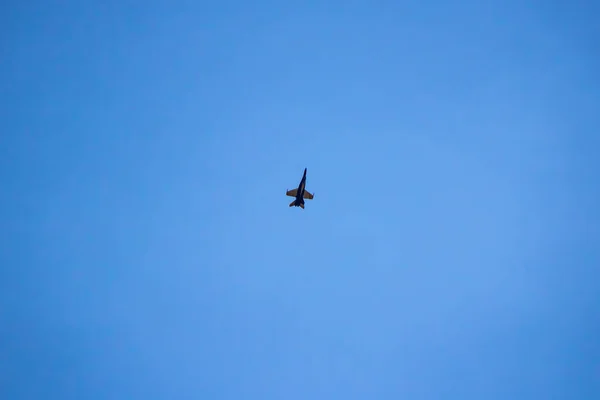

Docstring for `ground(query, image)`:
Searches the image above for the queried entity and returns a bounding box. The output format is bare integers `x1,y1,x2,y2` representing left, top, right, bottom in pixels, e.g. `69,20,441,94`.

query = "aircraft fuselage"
293,168,307,206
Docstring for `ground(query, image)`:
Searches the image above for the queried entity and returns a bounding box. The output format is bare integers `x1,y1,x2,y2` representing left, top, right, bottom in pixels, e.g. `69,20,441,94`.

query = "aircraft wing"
286,189,298,197
303,191,314,200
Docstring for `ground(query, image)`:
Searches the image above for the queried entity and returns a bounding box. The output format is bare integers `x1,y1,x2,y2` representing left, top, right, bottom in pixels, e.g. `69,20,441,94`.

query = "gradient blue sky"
2,1,599,399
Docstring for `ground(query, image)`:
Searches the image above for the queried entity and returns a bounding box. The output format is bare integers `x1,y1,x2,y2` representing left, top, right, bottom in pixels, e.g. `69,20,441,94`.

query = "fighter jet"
286,168,314,209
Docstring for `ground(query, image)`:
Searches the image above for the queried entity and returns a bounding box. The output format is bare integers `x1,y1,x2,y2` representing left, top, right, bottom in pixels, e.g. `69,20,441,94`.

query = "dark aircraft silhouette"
286,168,314,209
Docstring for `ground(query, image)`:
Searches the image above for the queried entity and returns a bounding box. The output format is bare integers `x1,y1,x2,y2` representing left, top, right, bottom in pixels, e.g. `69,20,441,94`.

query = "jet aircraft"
286,168,314,209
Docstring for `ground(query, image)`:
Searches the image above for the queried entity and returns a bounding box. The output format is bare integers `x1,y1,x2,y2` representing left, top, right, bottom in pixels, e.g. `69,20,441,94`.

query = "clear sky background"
2,1,599,399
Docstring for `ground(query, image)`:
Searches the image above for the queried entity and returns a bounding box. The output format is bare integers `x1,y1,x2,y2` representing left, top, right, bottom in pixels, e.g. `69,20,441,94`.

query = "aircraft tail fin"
289,200,296,207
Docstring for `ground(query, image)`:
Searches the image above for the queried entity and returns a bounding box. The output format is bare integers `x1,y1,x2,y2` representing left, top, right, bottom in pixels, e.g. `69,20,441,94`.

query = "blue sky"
2,1,599,398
